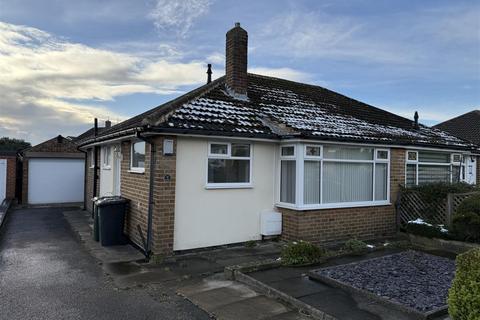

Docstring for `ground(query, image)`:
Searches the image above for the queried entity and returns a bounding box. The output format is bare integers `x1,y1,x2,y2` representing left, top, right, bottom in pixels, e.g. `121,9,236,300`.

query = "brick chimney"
225,22,248,98
105,120,111,128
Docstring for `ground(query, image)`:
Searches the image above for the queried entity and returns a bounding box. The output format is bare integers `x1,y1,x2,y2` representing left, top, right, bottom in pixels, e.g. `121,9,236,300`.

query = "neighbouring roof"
23,135,81,154
80,74,477,151
73,126,107,144
433,110,480,146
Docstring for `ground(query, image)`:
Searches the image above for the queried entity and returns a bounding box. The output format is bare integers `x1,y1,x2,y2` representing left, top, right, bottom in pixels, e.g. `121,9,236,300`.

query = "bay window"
406,150,463,186
207,142,251,187
278,144,390,209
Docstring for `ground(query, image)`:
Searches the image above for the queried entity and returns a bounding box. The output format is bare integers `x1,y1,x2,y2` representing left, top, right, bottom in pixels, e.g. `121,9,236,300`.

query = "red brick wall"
151,136,176,255
121,140,150,250
21,159,28,204
1,156,17,199
279,148,406,245
120,136,176,255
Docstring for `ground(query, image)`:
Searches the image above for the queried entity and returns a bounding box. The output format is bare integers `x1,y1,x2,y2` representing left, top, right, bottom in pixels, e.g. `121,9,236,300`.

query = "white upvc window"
130,141,146,173
277,144,390,210
102,146,111,169
405,150,463,186
206,142,252,189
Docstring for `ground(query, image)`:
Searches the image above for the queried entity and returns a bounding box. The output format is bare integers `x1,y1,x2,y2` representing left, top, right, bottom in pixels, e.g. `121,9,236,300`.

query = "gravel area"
312,250,455,313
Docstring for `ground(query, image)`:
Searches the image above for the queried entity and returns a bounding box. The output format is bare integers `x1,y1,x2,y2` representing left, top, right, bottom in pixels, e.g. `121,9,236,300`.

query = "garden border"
408,233,479,254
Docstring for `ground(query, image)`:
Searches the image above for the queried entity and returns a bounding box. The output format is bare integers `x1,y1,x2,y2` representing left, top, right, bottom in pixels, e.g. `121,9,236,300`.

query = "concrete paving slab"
299,291,381,320
263,311,312,320
212,295,290,320
114,269,179,289
188,285,259,310
267,275,330,298
249,267,311,283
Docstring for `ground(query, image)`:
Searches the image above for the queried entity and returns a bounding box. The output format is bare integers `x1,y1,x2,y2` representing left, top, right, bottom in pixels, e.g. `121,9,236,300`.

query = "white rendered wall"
173,137,276,251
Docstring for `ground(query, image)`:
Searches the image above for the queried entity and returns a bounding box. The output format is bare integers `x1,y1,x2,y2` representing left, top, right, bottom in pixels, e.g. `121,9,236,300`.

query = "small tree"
0,137,31,152
448,248,480,320
452,194,480,242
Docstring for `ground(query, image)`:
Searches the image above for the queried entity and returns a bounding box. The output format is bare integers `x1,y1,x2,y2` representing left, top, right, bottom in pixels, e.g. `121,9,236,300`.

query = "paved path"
0,207,210,320
178,274,312,320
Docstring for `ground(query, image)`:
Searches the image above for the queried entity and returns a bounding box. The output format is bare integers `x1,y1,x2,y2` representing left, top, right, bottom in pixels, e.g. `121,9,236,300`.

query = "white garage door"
28,158,84,204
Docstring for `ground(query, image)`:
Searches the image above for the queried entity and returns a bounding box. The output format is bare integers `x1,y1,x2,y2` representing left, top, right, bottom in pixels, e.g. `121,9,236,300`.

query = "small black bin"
95,196,129,246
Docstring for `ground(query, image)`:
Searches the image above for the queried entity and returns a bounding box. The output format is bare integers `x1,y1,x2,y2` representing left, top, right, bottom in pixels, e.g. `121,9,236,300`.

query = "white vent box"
260,210,282,236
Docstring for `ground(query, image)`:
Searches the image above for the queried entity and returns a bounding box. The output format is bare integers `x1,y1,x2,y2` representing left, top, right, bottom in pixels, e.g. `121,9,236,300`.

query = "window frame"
205,141,253,189
130,141,146,173
405,150,465,186
276,144,390,210
102,146,111,169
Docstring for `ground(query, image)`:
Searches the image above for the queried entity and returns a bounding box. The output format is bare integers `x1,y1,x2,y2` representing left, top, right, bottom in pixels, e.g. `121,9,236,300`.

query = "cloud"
148,0,212,37
0,21,208,144
258,3,480,69
249,67,312,83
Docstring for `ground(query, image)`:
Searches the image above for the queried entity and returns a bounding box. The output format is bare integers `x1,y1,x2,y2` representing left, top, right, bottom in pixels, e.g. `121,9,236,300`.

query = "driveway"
0,207,210,320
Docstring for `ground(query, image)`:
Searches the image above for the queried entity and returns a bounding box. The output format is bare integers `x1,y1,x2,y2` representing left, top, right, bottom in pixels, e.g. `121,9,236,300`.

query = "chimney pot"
414,111,419,129
225,22,248,98
206,64,212,84
94,118,98,137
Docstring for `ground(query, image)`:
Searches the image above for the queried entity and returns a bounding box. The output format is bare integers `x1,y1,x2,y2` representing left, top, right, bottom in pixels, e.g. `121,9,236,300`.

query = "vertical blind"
280,145,389,206
322,162,373,203
304,161,321,204
280,161,296,203
406,151,461,186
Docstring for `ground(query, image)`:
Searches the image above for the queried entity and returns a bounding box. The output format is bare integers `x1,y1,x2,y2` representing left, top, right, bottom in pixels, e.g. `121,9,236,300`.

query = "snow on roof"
88,73,475,150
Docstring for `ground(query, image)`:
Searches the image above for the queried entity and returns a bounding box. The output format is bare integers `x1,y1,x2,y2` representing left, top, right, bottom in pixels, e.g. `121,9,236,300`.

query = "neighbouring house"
434,110,480,185
78,23,479,256
21,135,85,205
0,151,18,202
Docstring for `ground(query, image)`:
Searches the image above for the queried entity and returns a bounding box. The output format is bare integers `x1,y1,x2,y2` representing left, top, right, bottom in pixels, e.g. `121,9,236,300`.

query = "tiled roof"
23,135,81,154
433,110,480,146
84,74,475,150
73,126,106,145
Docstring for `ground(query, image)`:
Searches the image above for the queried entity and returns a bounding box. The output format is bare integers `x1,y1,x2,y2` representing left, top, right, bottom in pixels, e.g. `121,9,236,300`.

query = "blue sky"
0,0,479,144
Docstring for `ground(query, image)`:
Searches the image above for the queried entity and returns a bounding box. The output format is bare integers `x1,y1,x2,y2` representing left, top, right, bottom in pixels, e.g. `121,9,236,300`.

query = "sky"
0,0,479,144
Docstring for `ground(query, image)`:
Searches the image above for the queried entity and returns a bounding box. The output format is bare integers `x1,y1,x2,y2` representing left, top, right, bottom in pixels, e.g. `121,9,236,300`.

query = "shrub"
405,219,450,239
281,240,325,266
448,248,480,320
343,239,368,255
452,194,480,243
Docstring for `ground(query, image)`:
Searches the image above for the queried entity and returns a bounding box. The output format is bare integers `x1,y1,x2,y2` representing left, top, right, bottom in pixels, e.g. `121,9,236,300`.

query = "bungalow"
78,23,479,257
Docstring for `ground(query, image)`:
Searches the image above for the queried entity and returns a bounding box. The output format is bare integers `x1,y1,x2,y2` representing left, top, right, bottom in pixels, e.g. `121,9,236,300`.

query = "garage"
28,158,84,204
22,135,85,205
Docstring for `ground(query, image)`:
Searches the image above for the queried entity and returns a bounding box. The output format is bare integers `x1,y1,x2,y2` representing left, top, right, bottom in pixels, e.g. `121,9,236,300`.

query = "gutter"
135,129,156,259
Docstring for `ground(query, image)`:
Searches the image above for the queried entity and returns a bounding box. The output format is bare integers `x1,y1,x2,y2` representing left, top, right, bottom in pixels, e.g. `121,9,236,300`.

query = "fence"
396,190,479,228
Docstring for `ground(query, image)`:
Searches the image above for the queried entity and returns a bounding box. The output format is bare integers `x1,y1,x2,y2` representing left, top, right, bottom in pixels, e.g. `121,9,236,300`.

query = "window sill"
129,168,145,174
276,201,391,211
205,184,253,190
102,166,111,170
